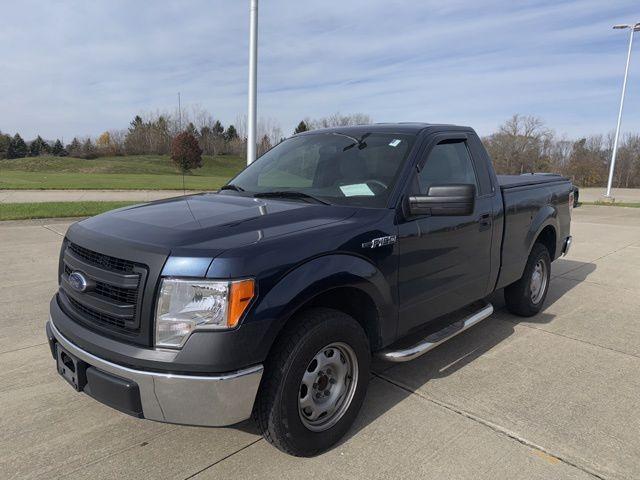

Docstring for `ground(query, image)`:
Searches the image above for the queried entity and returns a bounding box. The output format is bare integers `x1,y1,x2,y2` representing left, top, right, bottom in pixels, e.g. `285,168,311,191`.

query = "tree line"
482,114,640,188
2,110,639,187
0,133,68,159
0,109,370,161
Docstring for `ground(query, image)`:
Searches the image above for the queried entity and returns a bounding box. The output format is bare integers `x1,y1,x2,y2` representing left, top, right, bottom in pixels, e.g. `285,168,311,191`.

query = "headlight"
155,278,255,348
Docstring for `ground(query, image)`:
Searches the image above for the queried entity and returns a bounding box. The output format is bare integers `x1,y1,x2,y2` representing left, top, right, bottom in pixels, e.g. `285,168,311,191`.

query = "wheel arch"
290,286,381,350
254,254,395,356
534,224,557,260
526,205,560,261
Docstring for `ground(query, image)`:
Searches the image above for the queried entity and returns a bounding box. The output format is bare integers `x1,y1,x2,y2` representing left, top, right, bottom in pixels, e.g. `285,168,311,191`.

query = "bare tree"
108,129,126,156
258,117,283,147
565,135,609,187
483,114,553,174
257,134,272,156
616,134,640,187
305,112,372,130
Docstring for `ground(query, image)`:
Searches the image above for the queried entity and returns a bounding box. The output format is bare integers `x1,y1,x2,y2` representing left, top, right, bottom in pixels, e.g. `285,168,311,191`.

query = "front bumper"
47,320,263,427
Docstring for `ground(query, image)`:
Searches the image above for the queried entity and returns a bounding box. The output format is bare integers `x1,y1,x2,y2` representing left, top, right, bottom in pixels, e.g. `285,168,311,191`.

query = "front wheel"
253,308,370,457
504,243,551,317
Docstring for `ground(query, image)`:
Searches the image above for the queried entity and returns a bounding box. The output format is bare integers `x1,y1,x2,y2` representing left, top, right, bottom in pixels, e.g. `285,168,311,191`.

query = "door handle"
478,213,491,231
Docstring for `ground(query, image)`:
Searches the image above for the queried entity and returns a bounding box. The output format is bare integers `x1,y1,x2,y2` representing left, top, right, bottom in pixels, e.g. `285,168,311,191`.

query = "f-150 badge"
362,235,397,249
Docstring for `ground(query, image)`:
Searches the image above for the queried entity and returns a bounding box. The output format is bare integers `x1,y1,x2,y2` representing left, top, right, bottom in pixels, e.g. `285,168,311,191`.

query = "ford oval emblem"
68,271,88,292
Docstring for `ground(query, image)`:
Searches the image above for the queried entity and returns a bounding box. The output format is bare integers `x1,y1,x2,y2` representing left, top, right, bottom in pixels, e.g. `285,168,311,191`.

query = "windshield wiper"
331,132,371,151
219,184,245,192
253,191,331,205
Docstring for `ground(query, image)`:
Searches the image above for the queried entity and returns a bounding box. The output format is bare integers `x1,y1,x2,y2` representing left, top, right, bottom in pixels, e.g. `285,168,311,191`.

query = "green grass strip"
0,154,243,190
0,201,138,221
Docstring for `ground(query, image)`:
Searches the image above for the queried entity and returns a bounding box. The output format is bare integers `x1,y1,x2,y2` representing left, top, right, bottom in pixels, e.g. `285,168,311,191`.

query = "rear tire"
253,308,370,457
504,243,551,317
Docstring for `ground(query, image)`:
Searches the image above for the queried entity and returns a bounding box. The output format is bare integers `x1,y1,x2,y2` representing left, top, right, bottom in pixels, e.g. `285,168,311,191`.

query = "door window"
418,140,478,194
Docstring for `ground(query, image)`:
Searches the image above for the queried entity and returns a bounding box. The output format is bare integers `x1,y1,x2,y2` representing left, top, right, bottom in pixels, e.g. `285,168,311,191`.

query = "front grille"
68,242,137,273
64,265,138,305
94,282,138,304
59,242,147,337
66,295,132,331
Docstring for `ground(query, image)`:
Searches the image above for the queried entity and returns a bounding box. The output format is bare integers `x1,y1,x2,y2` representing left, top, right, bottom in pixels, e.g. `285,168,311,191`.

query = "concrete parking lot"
1,205,639,479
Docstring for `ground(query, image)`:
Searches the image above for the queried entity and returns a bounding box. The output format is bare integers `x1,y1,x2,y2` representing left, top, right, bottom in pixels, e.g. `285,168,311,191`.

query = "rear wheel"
253,308,370,457
504,243,551,317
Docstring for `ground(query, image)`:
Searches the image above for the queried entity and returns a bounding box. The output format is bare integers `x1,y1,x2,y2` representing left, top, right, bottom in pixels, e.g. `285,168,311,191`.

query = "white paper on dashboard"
340,183,375,196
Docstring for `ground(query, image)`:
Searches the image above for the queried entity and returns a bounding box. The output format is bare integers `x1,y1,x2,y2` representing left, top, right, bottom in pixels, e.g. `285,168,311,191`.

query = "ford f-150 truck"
46,123,572,456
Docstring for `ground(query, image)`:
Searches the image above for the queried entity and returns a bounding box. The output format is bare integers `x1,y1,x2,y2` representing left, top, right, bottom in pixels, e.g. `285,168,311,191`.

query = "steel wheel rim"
530,259,548,304
298,342,359,432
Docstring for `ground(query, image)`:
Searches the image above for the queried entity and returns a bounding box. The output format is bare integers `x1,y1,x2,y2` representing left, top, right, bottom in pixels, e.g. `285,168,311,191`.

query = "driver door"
396,134,493,336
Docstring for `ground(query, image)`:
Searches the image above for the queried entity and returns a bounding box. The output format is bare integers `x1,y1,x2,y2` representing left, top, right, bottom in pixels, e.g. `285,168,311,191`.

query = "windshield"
226,132,416,207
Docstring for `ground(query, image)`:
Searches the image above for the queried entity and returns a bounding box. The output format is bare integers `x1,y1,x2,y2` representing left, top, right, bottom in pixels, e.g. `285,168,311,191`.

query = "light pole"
247,0,258,165
605,23,640,198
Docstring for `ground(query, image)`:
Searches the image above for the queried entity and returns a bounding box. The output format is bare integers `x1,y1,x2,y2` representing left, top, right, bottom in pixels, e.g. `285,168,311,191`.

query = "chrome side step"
377,302,494,363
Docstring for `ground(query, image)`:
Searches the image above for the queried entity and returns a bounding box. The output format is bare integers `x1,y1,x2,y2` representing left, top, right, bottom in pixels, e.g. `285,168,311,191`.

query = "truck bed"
495,174,572,290
497,173,569,189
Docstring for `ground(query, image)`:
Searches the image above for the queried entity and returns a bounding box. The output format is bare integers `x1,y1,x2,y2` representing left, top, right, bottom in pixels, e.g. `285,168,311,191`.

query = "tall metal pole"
178,92,182,131
247,0,258,165
606,26,636,197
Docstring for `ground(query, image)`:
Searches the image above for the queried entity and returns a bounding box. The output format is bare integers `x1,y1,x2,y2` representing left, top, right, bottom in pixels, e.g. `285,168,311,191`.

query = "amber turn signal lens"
227,279,255,327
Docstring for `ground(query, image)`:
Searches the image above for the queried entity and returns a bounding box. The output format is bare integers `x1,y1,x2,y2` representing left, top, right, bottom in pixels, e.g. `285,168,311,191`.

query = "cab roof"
295,123,474,136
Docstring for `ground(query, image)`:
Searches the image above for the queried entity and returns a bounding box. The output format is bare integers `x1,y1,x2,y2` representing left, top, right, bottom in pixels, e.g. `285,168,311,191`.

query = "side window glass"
418,141,478,194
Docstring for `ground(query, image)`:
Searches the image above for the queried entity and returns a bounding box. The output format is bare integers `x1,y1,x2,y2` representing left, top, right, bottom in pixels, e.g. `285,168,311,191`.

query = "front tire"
504,243,551,317
253,308,370,457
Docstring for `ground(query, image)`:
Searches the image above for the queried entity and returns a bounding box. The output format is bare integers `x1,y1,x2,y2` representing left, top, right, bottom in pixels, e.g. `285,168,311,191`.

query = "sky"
1,0,640,141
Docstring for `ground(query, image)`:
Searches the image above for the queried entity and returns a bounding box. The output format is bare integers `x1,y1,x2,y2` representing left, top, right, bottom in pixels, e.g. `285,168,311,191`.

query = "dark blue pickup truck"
46,123,572,456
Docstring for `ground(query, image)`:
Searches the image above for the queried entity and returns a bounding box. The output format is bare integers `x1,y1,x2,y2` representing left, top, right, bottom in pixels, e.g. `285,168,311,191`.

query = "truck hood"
74,193,357,255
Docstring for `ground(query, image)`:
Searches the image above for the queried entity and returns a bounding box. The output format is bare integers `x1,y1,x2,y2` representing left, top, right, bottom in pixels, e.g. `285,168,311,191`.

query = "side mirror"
408,184,475,216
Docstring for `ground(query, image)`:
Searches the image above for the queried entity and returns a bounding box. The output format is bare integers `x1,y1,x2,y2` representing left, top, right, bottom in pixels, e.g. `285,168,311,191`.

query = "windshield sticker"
388,139,402,147
340,183,375,197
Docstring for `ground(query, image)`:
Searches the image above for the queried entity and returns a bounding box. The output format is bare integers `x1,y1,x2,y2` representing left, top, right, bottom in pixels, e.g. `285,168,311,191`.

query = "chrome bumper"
562,235,573,256
48,320,263,427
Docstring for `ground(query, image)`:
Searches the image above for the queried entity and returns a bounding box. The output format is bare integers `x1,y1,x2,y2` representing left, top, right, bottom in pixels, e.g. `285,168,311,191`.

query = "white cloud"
1,0,639,140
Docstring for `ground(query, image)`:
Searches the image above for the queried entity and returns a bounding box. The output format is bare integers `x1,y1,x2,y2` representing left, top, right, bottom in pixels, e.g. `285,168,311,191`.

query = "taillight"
569,191,574,215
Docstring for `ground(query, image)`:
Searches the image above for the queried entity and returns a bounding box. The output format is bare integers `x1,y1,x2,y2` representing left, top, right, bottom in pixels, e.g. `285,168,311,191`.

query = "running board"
377,302,494,363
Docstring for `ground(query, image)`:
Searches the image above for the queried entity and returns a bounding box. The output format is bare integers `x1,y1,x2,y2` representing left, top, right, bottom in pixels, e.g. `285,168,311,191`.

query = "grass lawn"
0,154,245,190
0,201,138,221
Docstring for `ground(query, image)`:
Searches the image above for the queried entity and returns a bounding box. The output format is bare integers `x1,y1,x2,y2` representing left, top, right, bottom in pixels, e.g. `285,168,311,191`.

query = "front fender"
252,254,396,354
